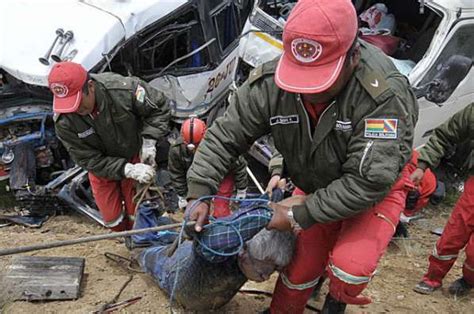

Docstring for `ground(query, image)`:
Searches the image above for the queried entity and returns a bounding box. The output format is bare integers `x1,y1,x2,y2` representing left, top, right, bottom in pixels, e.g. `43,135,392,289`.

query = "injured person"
132,198,296,311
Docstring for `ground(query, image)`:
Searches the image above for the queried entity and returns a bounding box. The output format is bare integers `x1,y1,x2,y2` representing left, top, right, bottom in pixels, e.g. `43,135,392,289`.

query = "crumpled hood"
0,0,187,86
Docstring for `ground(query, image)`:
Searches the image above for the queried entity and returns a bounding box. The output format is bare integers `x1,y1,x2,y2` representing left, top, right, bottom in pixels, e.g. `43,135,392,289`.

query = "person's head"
48,62,96,115
238,229,296,282
274,0,360,104
180,117,207,153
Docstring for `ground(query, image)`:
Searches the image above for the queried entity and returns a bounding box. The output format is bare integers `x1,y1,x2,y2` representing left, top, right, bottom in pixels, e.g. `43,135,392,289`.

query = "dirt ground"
0,203,473,313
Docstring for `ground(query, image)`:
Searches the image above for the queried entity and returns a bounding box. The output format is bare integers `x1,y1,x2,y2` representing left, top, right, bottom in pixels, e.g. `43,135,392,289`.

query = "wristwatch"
287,206,301,230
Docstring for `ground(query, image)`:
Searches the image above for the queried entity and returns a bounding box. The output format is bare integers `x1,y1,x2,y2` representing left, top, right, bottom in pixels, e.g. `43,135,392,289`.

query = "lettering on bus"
207,57,237,93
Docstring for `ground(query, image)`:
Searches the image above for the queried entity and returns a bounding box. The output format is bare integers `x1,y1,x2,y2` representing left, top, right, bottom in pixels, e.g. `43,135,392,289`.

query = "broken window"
213,3,239,52
109,8,210,80
420,23,474,86
212,1,250,53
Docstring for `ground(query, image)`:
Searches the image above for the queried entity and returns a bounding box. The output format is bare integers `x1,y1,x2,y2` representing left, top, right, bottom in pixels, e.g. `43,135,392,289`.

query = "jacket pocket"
360,141,401,185
114,114,129,122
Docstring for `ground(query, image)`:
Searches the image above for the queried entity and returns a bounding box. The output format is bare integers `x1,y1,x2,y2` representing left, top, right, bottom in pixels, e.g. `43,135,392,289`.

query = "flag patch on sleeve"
135,85,146,103
364,119,398,139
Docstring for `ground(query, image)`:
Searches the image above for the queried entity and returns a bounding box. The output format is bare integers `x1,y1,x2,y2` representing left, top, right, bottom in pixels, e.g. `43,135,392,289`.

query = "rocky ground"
0,199,473,313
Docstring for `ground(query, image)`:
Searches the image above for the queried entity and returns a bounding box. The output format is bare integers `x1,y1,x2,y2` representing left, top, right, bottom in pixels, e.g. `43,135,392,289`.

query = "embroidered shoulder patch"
364,119,398,139
270,115,299,126
135,85,146,103
77,127,95,139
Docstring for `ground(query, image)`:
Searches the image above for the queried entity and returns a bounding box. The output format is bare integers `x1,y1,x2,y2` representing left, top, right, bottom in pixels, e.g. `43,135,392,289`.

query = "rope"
133,182,166,213
168,195,272,312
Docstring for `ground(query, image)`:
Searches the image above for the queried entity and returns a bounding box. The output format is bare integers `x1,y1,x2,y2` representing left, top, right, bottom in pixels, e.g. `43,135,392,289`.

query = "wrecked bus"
0,0,254,224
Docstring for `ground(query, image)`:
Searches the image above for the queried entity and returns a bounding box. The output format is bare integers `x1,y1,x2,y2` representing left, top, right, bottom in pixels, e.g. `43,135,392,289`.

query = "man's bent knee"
280,272,320,291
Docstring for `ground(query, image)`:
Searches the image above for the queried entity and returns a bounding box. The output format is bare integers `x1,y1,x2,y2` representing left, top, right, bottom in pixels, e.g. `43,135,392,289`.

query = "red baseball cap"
48,62,88,113
275,0,358,94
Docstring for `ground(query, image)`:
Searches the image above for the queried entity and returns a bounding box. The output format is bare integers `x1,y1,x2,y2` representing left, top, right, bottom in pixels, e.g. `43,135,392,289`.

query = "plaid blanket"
194,198,272,263
133,196,273,263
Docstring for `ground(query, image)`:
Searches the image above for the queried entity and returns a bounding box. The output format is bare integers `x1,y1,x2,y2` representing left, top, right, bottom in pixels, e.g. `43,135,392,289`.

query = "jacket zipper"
317,100,336,125
359,140,374,177
297,95,313,141
297,96,336,141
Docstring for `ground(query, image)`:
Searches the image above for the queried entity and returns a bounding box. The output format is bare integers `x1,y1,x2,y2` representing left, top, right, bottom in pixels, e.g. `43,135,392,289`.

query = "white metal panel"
429,0,474,11
83,0,189,39
150,48,241,120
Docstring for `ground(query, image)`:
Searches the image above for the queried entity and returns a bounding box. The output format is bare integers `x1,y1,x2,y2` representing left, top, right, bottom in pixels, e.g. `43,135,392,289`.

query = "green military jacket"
418,103,474,175
268,150,284,178
55,72,170,180
186,41,418,229
168,138,248,197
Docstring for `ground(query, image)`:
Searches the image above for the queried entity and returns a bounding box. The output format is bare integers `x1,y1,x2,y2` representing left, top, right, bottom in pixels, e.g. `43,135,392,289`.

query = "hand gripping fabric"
193,196,273,263
124,163,155,184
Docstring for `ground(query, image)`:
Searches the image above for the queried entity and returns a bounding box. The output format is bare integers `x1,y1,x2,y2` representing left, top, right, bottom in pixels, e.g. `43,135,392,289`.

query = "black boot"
321,293,347,314
413,280,440,294
394,222,409,238
448,277,473,297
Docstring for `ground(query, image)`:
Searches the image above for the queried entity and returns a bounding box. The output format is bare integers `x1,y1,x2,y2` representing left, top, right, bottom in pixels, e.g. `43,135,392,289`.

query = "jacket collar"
93,80,111,114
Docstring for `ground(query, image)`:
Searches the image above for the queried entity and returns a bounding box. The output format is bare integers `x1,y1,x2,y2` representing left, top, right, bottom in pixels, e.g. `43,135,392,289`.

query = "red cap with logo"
275,0,358,94
48,62,88,113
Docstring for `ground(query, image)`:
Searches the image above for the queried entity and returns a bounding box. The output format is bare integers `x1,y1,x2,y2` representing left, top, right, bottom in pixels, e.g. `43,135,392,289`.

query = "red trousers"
422,175,474,287
88,157,139,231
212,174,235,218
270,167,411,313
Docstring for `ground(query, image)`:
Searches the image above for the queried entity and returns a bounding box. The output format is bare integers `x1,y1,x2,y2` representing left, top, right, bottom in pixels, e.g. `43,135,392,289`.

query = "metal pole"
0,221,195,257
246,166,265,194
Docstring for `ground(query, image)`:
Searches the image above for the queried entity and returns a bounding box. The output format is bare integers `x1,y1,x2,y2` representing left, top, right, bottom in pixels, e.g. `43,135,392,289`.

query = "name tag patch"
364,118,398,139
77,127,95,139
335,120,352,132
270,115,299,126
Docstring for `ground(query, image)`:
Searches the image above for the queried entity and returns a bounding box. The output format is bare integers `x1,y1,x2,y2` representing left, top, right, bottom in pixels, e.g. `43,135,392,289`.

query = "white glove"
178,196,188,209
124,163,156,184
236,189,247,200
140,138,157,167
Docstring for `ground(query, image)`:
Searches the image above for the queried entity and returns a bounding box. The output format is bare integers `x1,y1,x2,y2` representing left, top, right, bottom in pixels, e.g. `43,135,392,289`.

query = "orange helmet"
181,117,207,147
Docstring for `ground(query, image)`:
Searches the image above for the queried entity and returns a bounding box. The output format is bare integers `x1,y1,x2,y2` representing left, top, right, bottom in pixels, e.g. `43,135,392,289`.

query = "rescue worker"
184,0,419,312
49,62,170,231
413,103,474,297
168,117,248,217
394,151,438,237
266,151,437,239
402,151,437,218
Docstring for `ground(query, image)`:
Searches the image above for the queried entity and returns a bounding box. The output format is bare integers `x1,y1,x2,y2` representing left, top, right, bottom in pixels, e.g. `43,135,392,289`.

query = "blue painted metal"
0,112,55,152
0,112,52,126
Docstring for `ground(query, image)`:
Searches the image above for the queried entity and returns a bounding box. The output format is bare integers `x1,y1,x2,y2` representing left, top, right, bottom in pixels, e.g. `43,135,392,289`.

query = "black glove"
405,190,421,211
